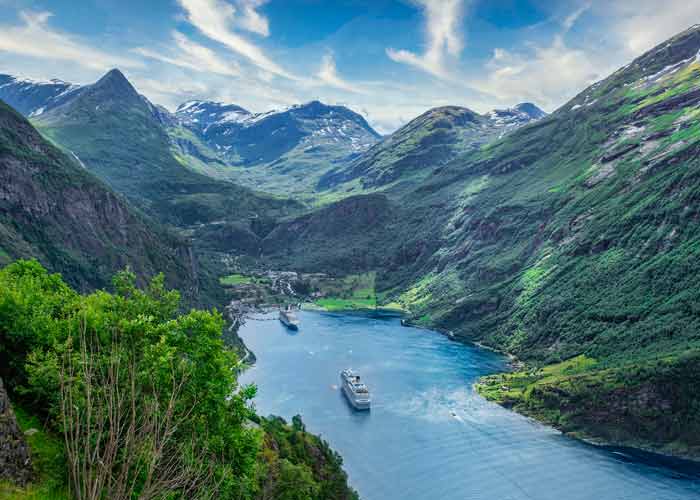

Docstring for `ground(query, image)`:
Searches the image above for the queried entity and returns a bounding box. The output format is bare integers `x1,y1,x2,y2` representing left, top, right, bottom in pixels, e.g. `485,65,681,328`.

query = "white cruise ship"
340,369,371,410
279,307,300,330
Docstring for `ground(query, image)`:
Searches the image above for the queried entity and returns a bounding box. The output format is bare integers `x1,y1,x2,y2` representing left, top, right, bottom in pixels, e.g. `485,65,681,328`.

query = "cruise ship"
279,307,300,330
340,369,371,410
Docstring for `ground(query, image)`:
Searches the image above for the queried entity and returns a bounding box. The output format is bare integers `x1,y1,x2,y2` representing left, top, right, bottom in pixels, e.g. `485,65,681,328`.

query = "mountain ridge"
29,69,301,230
318,102,546,193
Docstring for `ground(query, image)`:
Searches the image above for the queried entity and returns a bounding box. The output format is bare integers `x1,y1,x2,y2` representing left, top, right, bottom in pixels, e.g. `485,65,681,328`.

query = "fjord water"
239,312,700,500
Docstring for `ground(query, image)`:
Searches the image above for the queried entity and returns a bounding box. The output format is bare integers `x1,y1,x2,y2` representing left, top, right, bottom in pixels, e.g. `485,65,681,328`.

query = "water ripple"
240,311,700,500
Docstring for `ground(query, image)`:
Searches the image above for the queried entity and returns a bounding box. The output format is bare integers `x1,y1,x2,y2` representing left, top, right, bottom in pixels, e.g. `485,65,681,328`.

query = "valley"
2,16,700,499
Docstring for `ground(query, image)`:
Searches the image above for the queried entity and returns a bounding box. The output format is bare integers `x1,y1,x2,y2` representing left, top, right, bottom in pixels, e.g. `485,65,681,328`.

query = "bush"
0,260,261,499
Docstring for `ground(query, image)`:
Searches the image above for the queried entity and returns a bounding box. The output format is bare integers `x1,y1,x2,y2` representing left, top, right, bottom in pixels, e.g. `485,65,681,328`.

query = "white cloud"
596,0,700,55
0,10,140,71
176,0,295,79
469,3,605,111
563,2,590,32
386,0,465,79
471,0,700,112
473,35,603,110
237,0,270,37
135,31,240,77
133,76,210,107
316,54,364,94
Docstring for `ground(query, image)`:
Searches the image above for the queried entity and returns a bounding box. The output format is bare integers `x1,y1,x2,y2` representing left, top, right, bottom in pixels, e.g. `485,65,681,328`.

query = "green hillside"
33,70,302,229
261,26,700,458
0,260,357,500
0,99,202,299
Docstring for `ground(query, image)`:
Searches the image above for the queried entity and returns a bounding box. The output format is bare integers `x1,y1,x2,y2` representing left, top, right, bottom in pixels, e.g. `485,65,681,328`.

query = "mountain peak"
415,106,481,124
513,102,547,120
92,68,138,99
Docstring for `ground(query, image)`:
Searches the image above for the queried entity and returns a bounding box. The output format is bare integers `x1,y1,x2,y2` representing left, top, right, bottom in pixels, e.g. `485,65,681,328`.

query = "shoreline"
237,307,700,468
303,301,406,315
474,365,700,466
522,406,700,467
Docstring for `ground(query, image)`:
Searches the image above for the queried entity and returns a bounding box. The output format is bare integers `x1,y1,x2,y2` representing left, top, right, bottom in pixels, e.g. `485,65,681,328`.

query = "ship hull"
341,381,371,410
279,311,300,330
279,318,299,330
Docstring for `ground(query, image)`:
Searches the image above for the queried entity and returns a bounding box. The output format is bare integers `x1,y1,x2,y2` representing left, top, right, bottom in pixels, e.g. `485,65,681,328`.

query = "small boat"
279,307,300,330
340,369,371,410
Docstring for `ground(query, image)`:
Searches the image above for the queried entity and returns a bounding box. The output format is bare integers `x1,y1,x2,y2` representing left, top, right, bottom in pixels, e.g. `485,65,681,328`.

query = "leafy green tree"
0,261,358,500
273,460,320,500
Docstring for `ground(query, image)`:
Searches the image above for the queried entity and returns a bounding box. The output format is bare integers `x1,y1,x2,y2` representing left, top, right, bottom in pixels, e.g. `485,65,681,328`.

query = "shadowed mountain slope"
0,99,200,296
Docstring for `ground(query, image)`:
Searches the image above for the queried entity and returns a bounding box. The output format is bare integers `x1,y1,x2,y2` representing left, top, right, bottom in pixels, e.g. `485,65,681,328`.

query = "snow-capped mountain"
175,100,252,132
0,74,82,117
175,99,381,166
486,102,548,136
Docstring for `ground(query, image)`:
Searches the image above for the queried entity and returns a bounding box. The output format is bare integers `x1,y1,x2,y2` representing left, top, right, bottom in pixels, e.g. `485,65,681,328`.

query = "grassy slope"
0,405,69,500
306,272,403,312
386,27,700,457
476,352,700,458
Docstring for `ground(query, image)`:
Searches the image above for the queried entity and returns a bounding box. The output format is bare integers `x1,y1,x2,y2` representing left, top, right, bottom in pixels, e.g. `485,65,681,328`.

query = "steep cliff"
0,99,200,296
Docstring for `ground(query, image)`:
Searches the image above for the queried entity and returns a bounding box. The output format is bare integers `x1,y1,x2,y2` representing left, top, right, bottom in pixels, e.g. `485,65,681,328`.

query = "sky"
1,0,699,133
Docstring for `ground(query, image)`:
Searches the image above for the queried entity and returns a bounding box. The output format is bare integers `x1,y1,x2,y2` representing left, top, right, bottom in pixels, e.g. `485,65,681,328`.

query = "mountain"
28,69,301,229
176,99,380,164
264,26,700,458
485,102,548,134
0,71,380,200
394,25,700,457
173,99,382,197
0,98,201,296
175,99,252,131
0,74,81,117
318,102,546,194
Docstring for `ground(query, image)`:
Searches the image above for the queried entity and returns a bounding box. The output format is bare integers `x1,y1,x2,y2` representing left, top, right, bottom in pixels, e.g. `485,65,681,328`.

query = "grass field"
219,274,254,286
313,273,377,311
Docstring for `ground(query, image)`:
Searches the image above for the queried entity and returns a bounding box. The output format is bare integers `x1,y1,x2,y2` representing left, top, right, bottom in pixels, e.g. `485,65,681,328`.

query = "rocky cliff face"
0,99,200,296
0,377,32,486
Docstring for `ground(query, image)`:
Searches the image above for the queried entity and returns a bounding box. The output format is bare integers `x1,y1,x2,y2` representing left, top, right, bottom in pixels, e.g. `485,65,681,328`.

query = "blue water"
239,311,700,500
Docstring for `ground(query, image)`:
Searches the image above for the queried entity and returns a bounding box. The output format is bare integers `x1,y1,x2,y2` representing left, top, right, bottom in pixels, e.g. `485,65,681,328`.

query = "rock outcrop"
0,377,32,486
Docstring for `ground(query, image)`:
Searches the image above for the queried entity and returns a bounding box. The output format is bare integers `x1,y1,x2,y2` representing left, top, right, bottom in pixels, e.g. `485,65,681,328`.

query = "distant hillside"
174,99,381,197
0,99,201,297
318,103,546,195
29,69,301,228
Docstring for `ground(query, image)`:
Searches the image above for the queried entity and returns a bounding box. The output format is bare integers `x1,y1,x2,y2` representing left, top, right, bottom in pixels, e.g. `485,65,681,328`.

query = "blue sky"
0,0,699,133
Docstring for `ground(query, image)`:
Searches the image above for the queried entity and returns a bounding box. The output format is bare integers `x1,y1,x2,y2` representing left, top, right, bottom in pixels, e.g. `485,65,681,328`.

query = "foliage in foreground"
255,415,359,500
0,260,357,499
